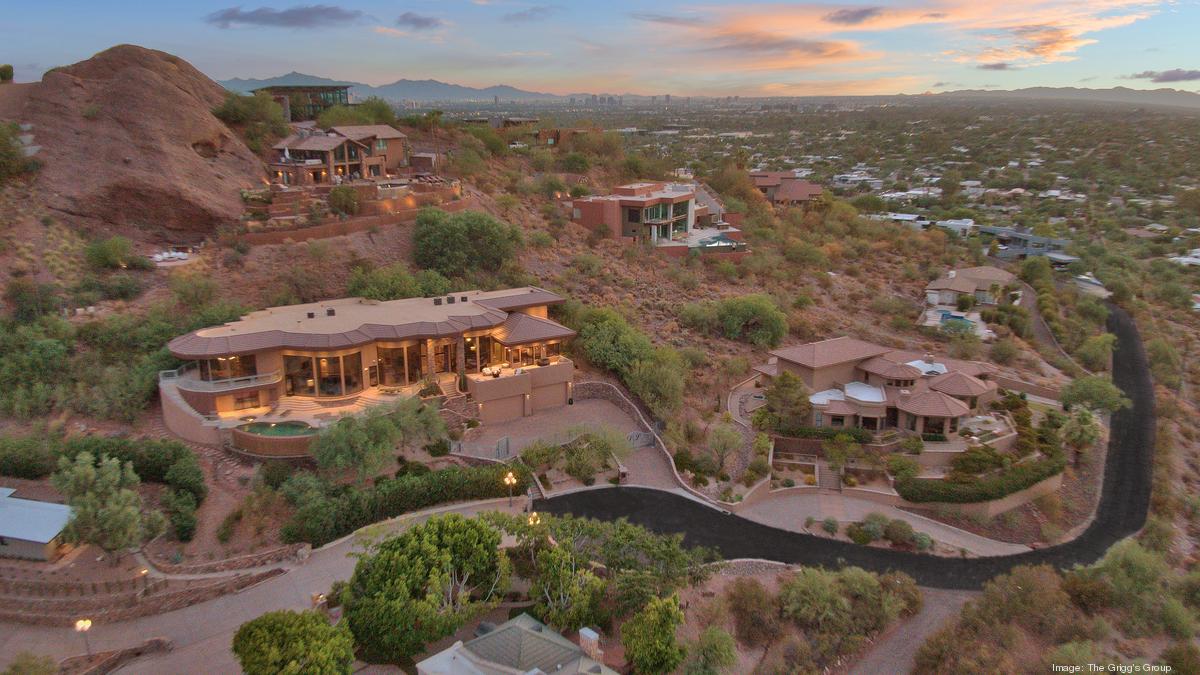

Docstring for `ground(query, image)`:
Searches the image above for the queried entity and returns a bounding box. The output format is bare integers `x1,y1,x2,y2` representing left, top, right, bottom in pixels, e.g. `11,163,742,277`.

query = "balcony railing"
159,365,282,393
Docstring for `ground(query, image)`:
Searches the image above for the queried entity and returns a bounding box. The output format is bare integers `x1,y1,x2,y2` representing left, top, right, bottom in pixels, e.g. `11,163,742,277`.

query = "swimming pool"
236,421,317,437
939,311,976,331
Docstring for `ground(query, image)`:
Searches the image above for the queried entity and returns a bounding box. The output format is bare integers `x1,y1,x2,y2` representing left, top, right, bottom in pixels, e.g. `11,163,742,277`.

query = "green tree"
311,397,445,480
530,545,607,631
327,185,359,216
232,610,354,675
3,279,60,323
413,208,523,277
345,514,510,662
50,452,164,561
1060,375,1130,414
1060,408,1101,467
625,349,686,419
684,626,736,675
84,236,141,270
0,65,13,83
760,371,812,436
1075,333,1116,372
212,92,288,152
622,594,686,674
706,422,742,472
823,434,867,473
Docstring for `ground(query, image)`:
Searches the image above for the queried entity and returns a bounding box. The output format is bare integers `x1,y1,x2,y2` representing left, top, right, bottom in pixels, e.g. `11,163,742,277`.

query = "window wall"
283,352,365,398
199,355,257,381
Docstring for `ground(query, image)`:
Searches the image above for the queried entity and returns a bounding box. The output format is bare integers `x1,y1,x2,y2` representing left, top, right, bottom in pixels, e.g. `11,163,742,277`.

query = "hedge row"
0,435,58,478
776,426,874,444
894,455,1066,503
282,463,532,546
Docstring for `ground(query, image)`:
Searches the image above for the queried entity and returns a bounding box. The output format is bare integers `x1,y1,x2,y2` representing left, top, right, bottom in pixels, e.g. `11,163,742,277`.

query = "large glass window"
672,201,689,217
405,343,423,383
343,352,363,395
378,347,406,386
317,356,343,397
200,355,257,381
284,355,315,397
465,336,497,372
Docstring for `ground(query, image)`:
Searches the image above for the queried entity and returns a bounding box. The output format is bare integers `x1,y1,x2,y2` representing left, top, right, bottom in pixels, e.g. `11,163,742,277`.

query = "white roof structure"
905,359,949,376
0,488,71,544
809,388,845,405
844,381,886,403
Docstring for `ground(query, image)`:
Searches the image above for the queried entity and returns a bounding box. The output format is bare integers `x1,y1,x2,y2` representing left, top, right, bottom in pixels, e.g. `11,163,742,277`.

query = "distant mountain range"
219,71,559,102
927,86,1200,109
219,72,1200,109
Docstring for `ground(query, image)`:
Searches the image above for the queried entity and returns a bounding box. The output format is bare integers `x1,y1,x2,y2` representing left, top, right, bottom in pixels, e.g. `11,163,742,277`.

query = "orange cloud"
688,0,1160,65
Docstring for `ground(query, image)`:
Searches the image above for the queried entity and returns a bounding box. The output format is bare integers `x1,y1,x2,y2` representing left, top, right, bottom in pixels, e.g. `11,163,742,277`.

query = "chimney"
578,627,602,661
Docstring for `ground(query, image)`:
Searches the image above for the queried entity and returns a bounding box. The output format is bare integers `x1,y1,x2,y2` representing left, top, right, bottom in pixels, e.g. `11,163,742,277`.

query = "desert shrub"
884,519,914,546
886,454,920,481
678,294,787,348
163,489,197,541
913,532,933,551
990,338,1019,365
213,92,288,151
895,453,1065,503
85,236,144,270
725,577,780,647
327,185,359,216
821,517,839,535
0,65,12,82
0,435,58,478
259,460,294,489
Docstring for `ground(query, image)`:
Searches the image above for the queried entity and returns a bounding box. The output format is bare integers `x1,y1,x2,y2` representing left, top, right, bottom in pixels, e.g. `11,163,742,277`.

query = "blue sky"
4,1,1199,95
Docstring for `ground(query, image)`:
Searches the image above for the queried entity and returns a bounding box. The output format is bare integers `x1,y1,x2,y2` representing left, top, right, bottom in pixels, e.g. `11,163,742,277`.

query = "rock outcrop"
13,44,265,235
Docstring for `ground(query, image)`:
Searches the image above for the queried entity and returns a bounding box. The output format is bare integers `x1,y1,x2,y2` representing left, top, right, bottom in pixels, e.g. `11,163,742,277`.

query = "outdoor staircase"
819,464,842,491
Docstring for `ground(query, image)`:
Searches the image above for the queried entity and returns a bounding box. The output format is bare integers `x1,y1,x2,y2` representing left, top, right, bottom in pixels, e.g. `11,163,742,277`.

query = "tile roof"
491,312,576,346
770,337,894,369
774,179,823,202
928,371,993,397
858,357,922,380
897,390,971,418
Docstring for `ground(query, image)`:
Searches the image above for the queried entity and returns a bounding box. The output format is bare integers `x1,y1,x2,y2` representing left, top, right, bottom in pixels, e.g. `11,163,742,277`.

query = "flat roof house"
925,266,1015,307
417,614,617,675
0,488,71,561
979,225,1070,260
749,170,823,206
571,182,744,255
161,288,576,446
755,337,1000,437
252,84,351,122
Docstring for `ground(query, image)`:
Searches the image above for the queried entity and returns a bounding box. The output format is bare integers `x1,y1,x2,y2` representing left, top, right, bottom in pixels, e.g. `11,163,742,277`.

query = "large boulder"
18,44,265,235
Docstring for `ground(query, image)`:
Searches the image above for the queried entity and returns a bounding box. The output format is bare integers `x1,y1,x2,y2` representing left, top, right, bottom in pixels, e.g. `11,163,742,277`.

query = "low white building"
0,488,71,561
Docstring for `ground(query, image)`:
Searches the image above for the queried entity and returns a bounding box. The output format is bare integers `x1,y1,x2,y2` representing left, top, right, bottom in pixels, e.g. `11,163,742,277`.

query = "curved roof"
897,391,971,418
859,356,922,380
929,371,992,397
168,287,565,359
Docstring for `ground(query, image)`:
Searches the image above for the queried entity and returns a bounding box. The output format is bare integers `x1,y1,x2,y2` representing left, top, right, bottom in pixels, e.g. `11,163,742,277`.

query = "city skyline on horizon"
5,1,1199,97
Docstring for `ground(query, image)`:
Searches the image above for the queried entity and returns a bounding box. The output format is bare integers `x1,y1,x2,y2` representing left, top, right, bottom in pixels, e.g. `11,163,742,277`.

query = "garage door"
480,396,524,424
530,383,567,412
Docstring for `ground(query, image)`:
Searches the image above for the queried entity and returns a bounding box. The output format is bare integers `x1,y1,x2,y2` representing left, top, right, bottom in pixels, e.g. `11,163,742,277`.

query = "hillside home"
417,614,617,675
252,84,351,122
749,170,823,205
924,266,1015,307
329,125,409,173
754,337,999,436
160,288,577,443
571,182,745,255
0,488,71,561
269,130,377,185
934,218,977,237
979,225,1070,260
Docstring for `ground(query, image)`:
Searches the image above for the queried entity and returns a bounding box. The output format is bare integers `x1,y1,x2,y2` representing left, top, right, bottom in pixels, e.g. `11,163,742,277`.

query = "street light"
74,618,92,657
527,512,541,527
503,471,517,507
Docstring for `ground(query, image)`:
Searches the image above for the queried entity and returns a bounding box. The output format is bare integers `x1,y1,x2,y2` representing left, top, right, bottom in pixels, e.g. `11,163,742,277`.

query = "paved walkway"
736,492,1030,556
849,587,977,675
0,499,529,674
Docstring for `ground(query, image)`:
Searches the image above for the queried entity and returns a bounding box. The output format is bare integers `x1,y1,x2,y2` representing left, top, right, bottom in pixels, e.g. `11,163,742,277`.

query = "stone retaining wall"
243,195,474,245
147,543,310,575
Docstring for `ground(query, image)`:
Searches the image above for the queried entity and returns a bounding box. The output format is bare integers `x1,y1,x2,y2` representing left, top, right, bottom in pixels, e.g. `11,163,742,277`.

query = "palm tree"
1061,408,1101,468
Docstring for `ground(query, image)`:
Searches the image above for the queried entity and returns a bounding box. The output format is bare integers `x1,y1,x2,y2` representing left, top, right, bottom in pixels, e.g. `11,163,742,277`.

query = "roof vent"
433,298,443,306
306,312,315,319
447,296,455,304
474,621,496,637
326,308,336,316
460,296,468,302
532,624,543,632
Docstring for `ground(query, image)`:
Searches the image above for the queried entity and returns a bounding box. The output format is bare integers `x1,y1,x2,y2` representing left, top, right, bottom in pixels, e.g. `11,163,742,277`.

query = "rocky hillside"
3,44,264,235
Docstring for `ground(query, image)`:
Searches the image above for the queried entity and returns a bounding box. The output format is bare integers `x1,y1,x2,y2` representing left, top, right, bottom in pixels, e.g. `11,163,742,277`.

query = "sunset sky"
6,1,1199,96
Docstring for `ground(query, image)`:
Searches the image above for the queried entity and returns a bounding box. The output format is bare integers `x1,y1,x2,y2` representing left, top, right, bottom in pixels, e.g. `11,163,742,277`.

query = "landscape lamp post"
528,511,541,527
504,471,517,507
74,618,92,657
